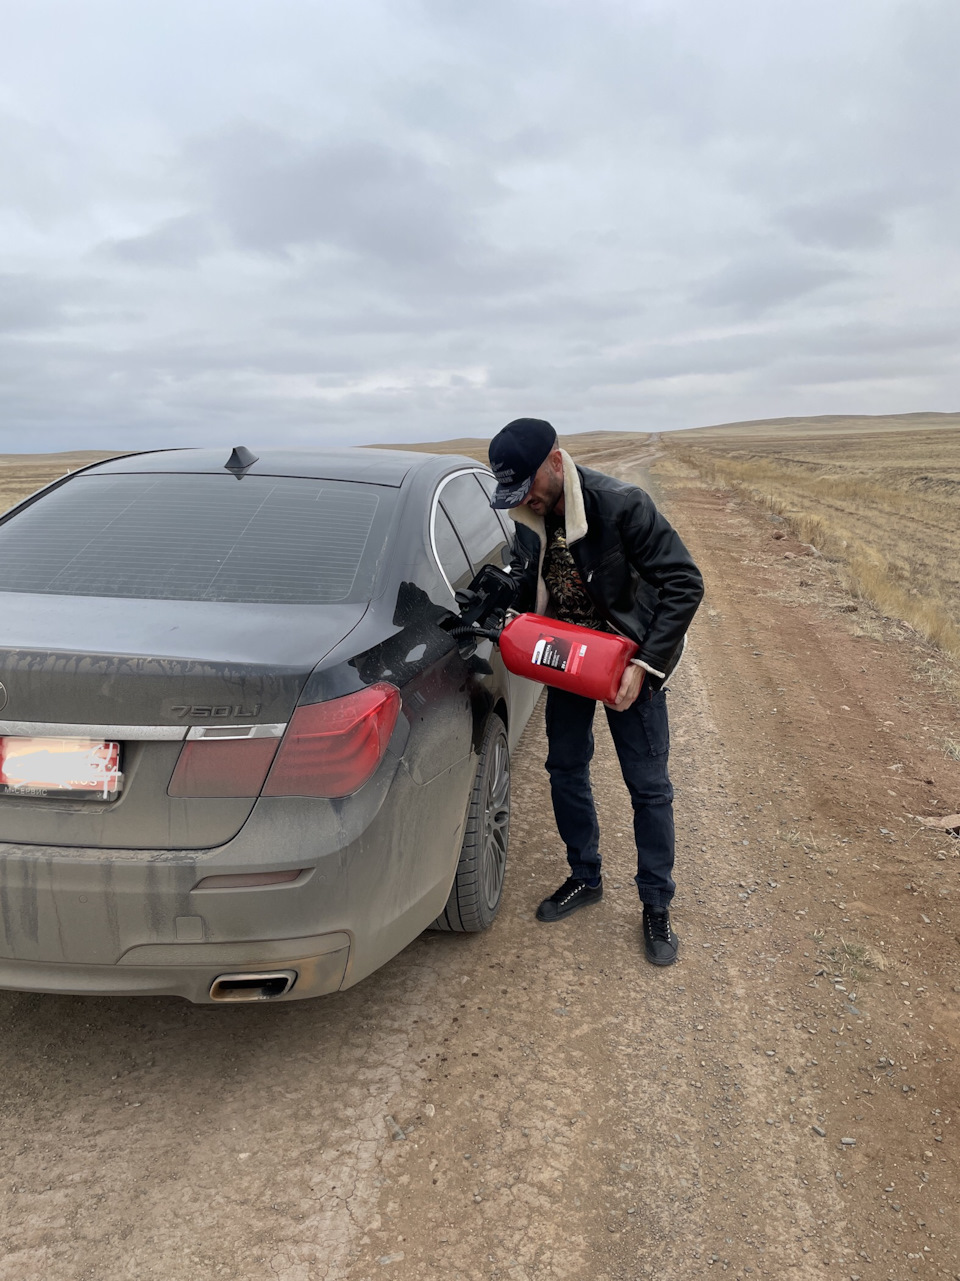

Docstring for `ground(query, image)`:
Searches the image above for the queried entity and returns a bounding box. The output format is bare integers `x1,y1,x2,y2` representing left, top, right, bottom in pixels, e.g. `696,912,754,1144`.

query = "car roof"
87,447,484,487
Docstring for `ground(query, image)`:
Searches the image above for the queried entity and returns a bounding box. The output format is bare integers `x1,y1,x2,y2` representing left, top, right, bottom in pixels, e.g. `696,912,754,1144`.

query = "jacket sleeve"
507,522,540,614
619,490,704,673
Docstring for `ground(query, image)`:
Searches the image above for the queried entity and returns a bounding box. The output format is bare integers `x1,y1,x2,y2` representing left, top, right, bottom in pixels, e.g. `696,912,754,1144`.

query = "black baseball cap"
488,418,558,509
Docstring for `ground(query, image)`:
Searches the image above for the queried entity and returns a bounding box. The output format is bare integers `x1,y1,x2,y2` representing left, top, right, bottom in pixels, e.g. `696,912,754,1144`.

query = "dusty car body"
0,447,539,1002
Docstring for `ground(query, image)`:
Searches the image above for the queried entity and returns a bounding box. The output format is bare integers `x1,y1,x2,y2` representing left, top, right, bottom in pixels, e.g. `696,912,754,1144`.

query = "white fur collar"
508,449,587,542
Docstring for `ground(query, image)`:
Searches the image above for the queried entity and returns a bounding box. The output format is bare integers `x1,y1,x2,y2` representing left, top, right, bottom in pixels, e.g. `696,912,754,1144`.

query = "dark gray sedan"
0,447,539,1002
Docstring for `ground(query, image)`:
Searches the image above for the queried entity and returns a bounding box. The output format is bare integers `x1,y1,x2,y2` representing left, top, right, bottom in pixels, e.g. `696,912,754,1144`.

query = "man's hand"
605,663,645,712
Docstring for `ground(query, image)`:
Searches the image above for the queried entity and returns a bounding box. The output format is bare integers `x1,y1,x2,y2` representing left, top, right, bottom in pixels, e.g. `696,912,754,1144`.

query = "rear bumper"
0,754,473,1002
0,933,351,1003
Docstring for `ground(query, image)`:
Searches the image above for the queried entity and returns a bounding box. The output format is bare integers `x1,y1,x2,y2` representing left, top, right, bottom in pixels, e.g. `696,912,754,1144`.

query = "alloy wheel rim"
481,736,510,910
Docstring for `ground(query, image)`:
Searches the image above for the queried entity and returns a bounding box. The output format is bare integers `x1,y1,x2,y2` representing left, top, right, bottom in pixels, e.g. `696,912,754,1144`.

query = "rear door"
434,470,539,748
457,469,542,740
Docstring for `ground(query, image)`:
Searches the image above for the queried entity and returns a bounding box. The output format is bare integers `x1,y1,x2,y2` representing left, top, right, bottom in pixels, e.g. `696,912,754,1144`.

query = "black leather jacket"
509,464,704,688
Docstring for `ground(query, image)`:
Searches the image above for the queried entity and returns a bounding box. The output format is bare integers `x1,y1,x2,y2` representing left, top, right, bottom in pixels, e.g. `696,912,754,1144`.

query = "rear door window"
440,473,508,574
432,504,472,591
474,470,516,542
0,474,397,604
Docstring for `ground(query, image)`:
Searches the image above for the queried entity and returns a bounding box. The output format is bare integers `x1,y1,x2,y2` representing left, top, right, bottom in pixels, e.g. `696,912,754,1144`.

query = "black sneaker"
535,876,603,922
642,906,679,966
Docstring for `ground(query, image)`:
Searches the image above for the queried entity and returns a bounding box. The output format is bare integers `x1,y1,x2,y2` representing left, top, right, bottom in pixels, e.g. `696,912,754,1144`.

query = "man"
489,417,703,966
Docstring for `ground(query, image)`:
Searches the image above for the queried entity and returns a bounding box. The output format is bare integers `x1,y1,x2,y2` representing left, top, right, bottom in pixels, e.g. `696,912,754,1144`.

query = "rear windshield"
0,473,396,604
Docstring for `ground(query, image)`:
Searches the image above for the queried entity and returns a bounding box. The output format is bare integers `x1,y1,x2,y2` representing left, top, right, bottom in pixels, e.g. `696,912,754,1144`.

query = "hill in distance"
674,410,960,442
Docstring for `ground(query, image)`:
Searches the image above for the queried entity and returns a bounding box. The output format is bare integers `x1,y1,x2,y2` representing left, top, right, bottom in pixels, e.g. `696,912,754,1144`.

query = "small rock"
378,1254,405,1266
384,1115,406,1141
841,1137,856,1146
812,1126,826,1137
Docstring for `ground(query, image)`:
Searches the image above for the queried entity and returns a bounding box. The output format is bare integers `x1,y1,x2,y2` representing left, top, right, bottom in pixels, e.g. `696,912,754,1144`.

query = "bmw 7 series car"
0,446,539,1002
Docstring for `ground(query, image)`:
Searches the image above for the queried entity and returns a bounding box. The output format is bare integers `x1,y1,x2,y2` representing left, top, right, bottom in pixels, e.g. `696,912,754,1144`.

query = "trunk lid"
0,593,367,849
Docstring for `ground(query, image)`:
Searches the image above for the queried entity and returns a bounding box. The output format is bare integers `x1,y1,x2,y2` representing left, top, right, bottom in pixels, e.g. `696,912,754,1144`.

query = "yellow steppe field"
662,412,960,658
0,451,119,514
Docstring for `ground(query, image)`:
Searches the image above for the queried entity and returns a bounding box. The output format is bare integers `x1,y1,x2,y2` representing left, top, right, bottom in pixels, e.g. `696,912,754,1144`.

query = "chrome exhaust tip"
209,970,297,1002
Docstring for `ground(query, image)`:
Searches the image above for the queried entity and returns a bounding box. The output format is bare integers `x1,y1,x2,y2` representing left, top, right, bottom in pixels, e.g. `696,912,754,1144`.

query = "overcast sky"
2,0,958,451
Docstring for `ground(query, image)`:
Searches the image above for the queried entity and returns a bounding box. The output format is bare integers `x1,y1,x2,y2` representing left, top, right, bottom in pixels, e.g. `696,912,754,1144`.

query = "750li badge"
166,703,262,719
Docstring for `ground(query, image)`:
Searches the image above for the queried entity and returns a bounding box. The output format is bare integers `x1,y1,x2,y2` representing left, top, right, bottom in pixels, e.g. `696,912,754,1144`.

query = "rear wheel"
431,715,510,932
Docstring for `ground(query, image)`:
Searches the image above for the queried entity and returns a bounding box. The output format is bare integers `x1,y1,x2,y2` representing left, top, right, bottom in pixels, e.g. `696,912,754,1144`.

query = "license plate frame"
0,736,123,801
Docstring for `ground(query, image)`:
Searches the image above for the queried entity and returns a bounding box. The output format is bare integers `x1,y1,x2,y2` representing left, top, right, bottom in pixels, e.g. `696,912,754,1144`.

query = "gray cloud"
184,124,488,267
100,214,217,268
0,274,103,334
695,254,855,312
0,0,959,451
778,197,892,251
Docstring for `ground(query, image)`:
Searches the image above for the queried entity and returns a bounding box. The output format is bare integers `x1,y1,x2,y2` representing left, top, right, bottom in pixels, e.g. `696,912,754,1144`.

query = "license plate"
0,737,123,801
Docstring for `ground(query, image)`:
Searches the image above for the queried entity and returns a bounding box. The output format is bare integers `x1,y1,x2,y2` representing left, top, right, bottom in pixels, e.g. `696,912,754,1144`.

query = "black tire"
431,715,510,932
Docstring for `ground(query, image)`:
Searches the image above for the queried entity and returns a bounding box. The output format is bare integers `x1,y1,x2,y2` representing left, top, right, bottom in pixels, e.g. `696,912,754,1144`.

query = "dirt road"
2,446,958,1280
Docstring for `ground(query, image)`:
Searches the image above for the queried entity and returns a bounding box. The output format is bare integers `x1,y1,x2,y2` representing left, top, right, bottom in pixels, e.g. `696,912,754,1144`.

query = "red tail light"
263,683,401,798
168,736,281,798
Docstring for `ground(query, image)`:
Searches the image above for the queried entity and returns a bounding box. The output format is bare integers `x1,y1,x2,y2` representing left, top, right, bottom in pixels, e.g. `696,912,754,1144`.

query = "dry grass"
0,451,122,514
827,938,887,983
665,419,960,659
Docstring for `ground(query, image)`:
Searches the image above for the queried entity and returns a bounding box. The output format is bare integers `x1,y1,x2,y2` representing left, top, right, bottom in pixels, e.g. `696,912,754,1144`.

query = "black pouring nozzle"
453,564,519,635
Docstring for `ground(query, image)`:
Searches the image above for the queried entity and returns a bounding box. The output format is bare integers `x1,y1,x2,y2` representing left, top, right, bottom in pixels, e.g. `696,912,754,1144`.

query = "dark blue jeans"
544,681,675,910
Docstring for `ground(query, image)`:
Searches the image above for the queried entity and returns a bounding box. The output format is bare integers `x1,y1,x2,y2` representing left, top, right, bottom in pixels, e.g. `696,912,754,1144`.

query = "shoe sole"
535,890,603,922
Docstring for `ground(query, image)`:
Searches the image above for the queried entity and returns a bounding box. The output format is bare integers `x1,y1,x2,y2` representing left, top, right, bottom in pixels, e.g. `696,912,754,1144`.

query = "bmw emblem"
0,681,6,712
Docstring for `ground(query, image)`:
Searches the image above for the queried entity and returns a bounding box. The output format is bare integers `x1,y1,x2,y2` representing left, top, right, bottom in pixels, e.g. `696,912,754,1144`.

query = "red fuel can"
499,613,639,703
